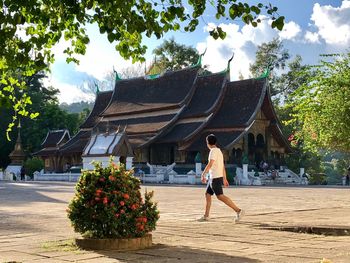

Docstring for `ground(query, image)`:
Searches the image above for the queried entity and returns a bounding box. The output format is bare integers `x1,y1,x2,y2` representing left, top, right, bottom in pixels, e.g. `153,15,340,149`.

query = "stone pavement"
0,181,350,263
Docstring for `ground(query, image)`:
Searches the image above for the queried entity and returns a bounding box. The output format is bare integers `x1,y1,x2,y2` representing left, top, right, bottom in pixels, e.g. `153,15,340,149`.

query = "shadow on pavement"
0,182,70,205
93,244,260,263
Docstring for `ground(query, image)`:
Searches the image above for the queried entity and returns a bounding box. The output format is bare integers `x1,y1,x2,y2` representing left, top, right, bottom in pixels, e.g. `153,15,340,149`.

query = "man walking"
199,134,244,222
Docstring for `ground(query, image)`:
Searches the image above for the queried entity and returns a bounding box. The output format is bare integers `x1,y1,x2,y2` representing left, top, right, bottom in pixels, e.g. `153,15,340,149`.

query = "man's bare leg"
216,194,240,213
205,193,212,217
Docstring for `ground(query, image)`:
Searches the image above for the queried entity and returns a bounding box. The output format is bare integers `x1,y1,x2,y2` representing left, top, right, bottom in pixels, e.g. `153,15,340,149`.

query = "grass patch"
41,239,80,252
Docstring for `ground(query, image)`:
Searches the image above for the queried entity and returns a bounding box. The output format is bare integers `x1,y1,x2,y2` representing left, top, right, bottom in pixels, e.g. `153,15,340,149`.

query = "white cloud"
75,25,133,80
43,75,94,104
304,31,320,43
197,17,281,80
48,23,137,103
308,1,350,45
279,21,301,40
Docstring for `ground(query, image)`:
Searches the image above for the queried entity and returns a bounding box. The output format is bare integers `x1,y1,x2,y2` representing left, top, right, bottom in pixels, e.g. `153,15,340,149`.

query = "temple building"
34,58,291,173
34,129,70,172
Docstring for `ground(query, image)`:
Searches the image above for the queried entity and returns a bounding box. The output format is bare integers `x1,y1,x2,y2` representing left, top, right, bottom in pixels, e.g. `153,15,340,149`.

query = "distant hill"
60,101,94,113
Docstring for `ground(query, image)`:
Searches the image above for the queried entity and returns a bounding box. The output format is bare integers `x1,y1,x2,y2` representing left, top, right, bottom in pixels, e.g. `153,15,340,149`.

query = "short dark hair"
206,134,217,145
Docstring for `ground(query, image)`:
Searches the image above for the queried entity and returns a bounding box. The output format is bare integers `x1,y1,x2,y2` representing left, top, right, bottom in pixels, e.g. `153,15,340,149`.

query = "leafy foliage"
249,38,290,96
67,161,159,238
1,1,283,137
151,38,199,72
24,157,44,178
286,53,350,152
0,72,85,168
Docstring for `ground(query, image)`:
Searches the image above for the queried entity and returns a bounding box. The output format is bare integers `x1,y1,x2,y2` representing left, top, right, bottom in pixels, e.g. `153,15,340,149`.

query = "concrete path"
0,181,349,262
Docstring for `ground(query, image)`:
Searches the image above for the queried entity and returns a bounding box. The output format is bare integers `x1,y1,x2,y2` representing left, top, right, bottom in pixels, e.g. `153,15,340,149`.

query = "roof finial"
113,66,122,81
257,67,270,79
94,82,100,94
256,61,273,79
226,52,235,73
192,47,207,68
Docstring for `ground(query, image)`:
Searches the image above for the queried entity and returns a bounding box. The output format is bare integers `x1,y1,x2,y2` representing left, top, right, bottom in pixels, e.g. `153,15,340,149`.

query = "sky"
46,0,350,103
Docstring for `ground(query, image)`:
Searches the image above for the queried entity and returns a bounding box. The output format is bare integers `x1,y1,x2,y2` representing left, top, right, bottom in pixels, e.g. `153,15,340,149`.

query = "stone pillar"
300,167,305,177
33,171,40,181
265,127,271,160
195,163,202,175
187,170,196,185
126,157,133,170
243,164,248,181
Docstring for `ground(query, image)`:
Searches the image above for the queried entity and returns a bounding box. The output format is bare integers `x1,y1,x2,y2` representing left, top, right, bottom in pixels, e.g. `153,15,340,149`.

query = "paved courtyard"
0,181,349,263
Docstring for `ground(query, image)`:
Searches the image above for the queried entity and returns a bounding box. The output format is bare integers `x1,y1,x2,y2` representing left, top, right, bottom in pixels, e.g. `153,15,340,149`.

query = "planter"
75,233,152,251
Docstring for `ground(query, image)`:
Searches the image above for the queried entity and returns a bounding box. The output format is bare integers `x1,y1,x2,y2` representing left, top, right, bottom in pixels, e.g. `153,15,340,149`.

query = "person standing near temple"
199,134,244,222
20,166,25,181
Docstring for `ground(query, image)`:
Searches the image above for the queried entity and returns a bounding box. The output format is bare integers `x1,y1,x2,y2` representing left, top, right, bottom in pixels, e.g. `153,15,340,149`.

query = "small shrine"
5,123,26,180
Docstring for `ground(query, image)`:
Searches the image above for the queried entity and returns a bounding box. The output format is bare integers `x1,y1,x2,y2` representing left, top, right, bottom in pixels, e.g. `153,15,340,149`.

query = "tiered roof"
158,72,227,144
58,91,113,156
80,90,113,129
34,129,70,156
99,66,200,147
35,61,291,158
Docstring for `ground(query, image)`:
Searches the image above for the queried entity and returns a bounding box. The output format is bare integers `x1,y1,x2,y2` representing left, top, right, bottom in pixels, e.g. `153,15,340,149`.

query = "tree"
273,55,310,99
249,38,290,96
286,53,350,153
0,72,84,168
1,1,284,138
250,38,290,76
151,38,199,72
249,39,323,174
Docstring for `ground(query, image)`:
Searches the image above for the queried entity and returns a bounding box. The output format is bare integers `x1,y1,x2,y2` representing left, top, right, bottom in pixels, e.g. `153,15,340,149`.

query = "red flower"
112,163,120,170
109,175,116,181
95,197,101,201
115,213,120,218
120,201,125,206
120,209,125,214
130,204,137,210
123,193,130,199
103,197,108,205
288,134,295,141
99,177,105,182
138,225,144,231
142,217,147,223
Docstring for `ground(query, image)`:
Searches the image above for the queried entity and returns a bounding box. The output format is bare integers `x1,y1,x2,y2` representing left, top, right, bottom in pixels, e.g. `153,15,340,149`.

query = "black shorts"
206,177,223,196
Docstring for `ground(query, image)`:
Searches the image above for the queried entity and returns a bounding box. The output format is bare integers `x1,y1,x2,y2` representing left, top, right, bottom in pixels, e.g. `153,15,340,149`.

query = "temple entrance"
149,144,175,165
119,156,126,166
248,133,255,164
255,134,265,167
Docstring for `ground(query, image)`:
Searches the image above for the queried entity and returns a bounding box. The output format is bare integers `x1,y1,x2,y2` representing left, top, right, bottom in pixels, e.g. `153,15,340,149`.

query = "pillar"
126,157,133,170
243,163,248,181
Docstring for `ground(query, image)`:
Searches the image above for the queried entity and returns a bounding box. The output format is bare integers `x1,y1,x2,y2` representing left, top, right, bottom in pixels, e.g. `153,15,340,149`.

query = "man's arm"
201,159,215,183
223,166,229,187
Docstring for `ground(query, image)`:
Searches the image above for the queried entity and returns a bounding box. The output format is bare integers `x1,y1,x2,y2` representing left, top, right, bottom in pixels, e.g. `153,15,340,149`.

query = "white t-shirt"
208,147,224,179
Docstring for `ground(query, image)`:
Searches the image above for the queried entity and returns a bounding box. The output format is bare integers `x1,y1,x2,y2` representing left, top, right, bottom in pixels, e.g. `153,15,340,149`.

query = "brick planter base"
75,234,152,251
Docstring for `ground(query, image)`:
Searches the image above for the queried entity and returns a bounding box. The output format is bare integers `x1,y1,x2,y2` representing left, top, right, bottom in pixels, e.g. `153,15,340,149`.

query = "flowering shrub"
67,161,159,239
